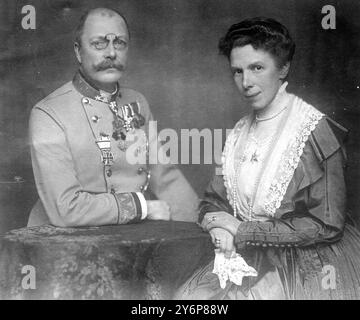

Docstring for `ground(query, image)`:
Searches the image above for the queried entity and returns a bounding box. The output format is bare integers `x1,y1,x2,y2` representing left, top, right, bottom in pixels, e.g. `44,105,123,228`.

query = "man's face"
75,13,129,90
230,44,288,110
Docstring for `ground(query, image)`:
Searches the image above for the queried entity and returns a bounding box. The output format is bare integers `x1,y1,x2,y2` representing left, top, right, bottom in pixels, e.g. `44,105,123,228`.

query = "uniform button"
82,98,90,105
106,169,112,177
92,116,99,123
137,167,144,174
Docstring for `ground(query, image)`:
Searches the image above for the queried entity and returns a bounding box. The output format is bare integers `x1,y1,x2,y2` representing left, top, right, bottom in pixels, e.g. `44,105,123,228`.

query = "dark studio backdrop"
0,0,359,234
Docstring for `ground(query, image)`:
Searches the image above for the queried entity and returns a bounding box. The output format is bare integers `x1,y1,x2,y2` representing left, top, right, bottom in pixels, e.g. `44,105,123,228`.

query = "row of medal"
95,100,147,166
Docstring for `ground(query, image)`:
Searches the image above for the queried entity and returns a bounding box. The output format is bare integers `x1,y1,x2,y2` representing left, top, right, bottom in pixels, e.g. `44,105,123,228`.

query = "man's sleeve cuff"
136,192,148,219
113,192,142,224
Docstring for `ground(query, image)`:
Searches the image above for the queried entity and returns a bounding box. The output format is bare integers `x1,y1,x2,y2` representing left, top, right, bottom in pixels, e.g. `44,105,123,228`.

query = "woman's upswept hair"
218,17,295,67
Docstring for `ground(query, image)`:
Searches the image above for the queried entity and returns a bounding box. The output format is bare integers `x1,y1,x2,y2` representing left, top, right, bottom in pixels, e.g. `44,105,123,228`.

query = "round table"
0,220,213,300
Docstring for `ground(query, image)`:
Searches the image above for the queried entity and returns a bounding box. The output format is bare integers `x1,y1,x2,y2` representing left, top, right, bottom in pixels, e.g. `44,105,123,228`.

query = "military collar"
72,70,121,103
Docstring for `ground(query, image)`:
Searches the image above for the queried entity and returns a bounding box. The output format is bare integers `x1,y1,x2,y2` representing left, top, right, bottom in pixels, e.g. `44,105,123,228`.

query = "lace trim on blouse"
222,95,323,219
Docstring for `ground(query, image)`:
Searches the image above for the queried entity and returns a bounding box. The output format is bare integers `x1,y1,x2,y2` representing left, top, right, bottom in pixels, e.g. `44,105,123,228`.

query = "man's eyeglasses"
90,33,128,51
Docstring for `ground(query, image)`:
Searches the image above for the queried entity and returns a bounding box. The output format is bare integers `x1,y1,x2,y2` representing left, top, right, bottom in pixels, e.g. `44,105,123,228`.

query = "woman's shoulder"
308,115,348,163
296,115,348,192
290,94,348,162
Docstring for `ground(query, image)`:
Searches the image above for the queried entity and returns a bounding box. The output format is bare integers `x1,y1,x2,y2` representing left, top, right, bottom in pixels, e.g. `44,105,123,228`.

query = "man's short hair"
74,8,129,46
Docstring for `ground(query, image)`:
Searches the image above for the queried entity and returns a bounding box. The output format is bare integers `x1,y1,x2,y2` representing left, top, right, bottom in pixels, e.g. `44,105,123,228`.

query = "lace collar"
222,89,324,220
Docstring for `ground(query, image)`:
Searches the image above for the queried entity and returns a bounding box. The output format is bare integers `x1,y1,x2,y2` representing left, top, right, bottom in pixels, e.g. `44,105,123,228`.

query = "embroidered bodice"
234,120,279,221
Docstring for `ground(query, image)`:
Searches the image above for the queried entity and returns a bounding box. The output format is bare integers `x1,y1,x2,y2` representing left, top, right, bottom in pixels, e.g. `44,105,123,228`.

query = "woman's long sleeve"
234,127,347,248
199,172,234,223
199,118,348,248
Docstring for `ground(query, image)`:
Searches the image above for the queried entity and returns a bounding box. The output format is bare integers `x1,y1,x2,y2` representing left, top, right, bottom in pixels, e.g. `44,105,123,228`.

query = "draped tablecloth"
0,220,213,300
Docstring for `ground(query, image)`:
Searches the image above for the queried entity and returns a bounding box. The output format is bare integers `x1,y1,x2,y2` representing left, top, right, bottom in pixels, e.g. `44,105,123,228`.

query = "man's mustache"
95,61,125,71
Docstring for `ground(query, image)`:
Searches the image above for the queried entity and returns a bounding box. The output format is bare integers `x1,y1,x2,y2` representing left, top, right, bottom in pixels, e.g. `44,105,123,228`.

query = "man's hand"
209,228,235,258
146,200,171,221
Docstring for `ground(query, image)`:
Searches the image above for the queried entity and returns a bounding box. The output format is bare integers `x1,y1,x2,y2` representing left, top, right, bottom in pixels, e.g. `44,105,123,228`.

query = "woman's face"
230,44,288,110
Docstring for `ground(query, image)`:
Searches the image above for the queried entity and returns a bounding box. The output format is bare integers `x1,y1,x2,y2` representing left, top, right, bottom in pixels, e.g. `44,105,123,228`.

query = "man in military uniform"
28,7,199,227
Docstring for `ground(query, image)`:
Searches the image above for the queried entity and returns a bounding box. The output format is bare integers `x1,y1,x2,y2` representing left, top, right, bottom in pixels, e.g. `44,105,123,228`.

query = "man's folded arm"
30,107,146,227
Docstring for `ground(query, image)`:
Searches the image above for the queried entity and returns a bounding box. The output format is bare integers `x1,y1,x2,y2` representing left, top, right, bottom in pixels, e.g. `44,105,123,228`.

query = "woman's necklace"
255,104,288,123
231,109,287,220
250,103,289,162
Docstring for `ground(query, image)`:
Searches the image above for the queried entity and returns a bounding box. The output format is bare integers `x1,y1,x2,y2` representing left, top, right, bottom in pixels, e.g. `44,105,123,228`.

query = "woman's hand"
202,211,241,236
209,228,235,258
146,200,171,221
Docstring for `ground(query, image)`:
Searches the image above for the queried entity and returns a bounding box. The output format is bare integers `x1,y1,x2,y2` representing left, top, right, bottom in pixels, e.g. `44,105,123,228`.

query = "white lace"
212,250,258,289
264,106,323,215
222,94,323,219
